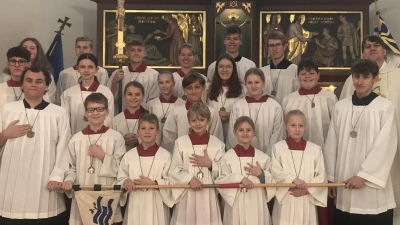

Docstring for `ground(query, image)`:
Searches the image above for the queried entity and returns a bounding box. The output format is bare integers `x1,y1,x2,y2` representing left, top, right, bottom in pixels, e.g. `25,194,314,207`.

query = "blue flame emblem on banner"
92,196,114,225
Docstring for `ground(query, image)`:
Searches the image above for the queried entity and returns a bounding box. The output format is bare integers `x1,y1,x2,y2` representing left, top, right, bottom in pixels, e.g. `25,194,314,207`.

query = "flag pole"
114,0,128,114
74,183,345,190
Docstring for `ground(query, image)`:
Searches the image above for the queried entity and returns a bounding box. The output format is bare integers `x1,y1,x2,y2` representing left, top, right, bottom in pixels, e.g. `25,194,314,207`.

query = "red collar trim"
7,79,22,87
160,95,178,103
189,130,210,145
124,108,142,119
128,63,147,72
298,86,322,95
137,143,159,157
245,95,268,103
73,65,78,70
233,144,255,157
285,137,307,151
185,100,203,110
80,81,100,91
177,69,195,78
82,125,109,135
221,80,230,87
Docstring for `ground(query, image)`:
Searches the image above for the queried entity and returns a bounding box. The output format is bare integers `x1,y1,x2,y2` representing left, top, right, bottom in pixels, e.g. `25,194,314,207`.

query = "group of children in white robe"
0,27,396,225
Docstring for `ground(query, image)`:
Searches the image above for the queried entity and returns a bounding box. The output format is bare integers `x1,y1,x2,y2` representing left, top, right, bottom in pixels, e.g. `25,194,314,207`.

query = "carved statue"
154,14,186,66
286,14,319,64
188,14,203,66
337,14,359,65
314,28,339,67
116,0,126,31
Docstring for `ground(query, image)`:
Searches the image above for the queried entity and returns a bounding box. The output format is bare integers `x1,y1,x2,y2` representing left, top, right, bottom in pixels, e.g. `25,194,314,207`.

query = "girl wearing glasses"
207,53,245,142
60,53,114,134
111,81,149,151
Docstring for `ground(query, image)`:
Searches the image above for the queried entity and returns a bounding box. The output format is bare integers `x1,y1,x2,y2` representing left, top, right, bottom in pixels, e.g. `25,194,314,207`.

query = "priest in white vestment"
0,66,71,225
339,36,400,223
326,59,397,224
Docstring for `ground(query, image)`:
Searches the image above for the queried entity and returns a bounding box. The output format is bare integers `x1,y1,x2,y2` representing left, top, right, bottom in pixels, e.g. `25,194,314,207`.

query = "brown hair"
244,68,265,82
233,116,255,131
138,113,160,130
285,109,306,124
75,36,93,49
267,31,287,44
182,72,206,88
351,59,379,78
126,40,145,48
84,92,109,109
187,102,211,121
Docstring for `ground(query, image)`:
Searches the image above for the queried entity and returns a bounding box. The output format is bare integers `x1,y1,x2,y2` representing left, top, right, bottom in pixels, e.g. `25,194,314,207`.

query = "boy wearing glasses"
0,47,31,106
62,92,125,225
207,25,256,84
260,31,299,104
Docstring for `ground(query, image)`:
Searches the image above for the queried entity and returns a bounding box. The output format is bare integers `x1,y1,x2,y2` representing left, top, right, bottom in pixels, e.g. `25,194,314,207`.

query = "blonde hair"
285,109,306,123
187,102,211,121
233,116,255,131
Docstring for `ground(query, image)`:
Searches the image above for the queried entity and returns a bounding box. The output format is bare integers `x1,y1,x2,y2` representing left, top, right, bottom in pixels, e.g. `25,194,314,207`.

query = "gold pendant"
241,188,247,193
271,90,277,96
350,131,357,138
27,130,35,138
197,171,203,179
161,117,166,123
182,94,187,100
311,102,315,108
83,116,89,122
88,166,95,174
220,107,226,112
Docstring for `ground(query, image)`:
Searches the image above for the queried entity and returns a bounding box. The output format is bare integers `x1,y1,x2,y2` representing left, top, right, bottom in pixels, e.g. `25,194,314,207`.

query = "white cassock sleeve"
49,110,71,182
56,75,66,105
263,156,277,202
226,106,239,150
47,74,57,104
357,105,398,189
97,67,109,86
339,75,354,100
116,154,131,206
161,112,178,152
306,148,328,207
98,135,126,178
268,107,285,156
215,155,244,207
64,140,77,198
324,106,338,182
209,109,224,142
60,92,71,119
155,153,175,208
271,145,297,203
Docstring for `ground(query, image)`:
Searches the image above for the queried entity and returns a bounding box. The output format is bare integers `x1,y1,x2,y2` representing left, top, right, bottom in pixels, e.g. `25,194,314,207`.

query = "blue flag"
375,10,400,54
47,33,64,83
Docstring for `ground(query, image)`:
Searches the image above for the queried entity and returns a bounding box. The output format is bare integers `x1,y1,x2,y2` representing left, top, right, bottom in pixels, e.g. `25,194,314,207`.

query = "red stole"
137,143,159,157
189,130,210,145
160,95,178,103
233,144,255,157
298,86,322,95
128,63,147,72
185,100,203,110
82,125,109,135
124,108,142,119
245,95,268,103
6,79,22,87
177,69,195,78
285,137,307,151
80,81,100,91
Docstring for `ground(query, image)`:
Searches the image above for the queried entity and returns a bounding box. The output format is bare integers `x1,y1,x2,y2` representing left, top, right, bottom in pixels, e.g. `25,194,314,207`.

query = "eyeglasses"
8,59,28,66
86,107,106,113
218,65,233,70
268,43,283,49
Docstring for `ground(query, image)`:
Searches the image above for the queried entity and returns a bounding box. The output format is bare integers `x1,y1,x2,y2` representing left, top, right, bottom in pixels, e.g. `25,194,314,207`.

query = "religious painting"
259,11,363,69
103,10,206,69
214,1,253,59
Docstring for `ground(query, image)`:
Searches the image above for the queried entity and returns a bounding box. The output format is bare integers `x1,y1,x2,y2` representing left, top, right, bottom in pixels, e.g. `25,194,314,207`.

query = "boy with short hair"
108,40,159,110
169,102,224,225
260,31,299,104
325,59,397,225
56,36,109,105
162,72,224,152
207,25,256,84
117,113,174,225
62,92,125,225
0,46,31,106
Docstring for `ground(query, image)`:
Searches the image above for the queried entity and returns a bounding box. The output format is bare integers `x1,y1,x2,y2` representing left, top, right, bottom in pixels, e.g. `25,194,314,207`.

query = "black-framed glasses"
268,43,283,49
8,59,28,66
86,107,106,113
